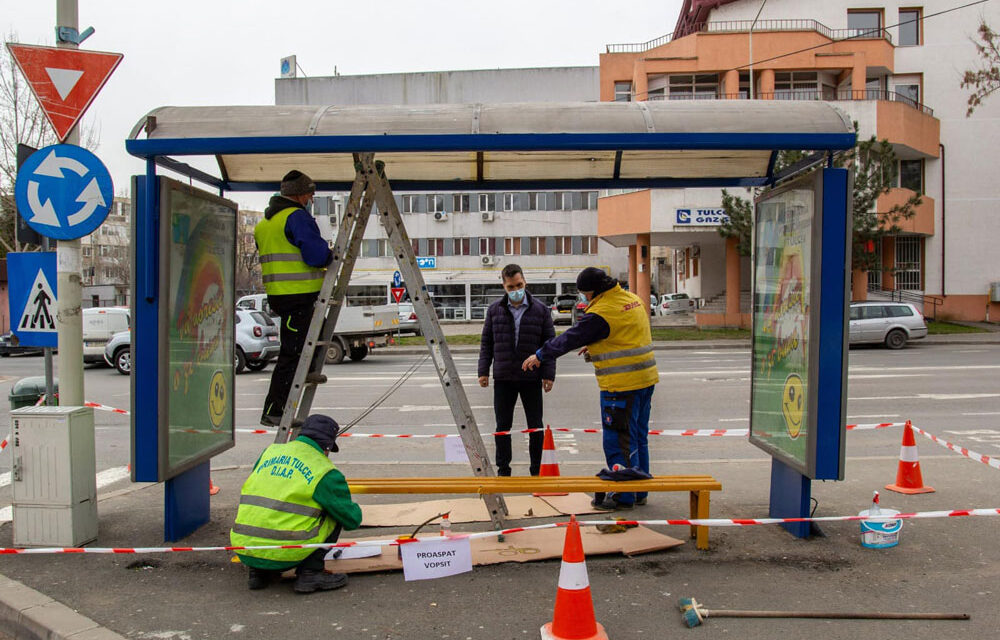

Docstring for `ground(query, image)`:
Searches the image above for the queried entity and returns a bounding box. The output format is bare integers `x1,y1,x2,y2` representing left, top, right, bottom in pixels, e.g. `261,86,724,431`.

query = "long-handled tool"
677,597,969,628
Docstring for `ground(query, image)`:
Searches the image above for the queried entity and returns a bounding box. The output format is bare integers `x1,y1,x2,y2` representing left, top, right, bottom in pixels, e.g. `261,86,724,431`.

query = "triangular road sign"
6,43,123,142
391,287,406,303
18,267,58,333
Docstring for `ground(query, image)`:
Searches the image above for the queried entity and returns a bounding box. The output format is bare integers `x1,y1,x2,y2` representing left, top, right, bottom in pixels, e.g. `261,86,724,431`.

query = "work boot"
635,497,648,506
260,413,282,428
247,568,277,590
591,493,633,511
293,569,348,594
305,372,328,384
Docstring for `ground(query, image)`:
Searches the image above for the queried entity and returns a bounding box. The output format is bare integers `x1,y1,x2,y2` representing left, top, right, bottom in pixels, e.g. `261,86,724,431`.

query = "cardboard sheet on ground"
322,525,684,574
359,493,601,527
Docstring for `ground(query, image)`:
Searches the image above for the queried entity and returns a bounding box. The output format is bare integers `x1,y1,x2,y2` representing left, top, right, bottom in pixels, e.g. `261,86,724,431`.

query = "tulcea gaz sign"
675,208,730,226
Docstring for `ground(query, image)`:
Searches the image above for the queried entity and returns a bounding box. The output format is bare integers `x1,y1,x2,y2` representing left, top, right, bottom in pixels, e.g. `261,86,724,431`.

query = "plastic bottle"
439,513,452,537
870,490,882,517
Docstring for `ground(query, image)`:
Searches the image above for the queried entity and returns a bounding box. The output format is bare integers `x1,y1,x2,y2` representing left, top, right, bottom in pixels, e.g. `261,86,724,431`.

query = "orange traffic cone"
209,477,221,496
534,426,567,497
541,515,608,640
885,421,934,494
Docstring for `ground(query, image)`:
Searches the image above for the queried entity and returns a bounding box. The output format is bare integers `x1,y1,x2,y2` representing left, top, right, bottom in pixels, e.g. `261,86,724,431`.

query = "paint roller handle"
707,609,970,620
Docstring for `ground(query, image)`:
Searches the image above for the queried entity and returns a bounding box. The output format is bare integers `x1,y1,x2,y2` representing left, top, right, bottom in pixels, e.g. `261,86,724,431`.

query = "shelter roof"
126,101,854,192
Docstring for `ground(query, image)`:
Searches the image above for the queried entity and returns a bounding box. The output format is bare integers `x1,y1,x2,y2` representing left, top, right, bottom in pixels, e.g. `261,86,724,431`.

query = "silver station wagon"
849,301,928,349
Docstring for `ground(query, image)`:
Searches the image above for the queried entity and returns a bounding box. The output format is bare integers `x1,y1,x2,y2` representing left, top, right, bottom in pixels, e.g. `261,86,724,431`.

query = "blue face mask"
507,288,526,303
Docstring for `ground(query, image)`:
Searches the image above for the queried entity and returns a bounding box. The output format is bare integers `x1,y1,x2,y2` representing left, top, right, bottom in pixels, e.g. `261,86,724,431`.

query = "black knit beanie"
280,170,316,196
576,267,617,295
298,414,340,452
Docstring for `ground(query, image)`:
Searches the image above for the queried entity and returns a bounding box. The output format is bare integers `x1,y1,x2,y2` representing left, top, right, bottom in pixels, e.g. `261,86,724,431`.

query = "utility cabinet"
10,406,97,547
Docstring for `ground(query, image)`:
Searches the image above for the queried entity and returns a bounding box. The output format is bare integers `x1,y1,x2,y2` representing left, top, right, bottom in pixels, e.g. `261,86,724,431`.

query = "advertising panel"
749,168,850,480
159,178,237,478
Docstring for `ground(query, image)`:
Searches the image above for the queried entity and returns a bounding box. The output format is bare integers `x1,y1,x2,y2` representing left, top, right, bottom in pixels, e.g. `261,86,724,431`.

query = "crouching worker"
231,415,362,594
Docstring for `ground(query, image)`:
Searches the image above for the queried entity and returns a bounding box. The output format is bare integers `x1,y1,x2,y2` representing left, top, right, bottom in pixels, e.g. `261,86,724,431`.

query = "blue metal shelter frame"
125,101,856,541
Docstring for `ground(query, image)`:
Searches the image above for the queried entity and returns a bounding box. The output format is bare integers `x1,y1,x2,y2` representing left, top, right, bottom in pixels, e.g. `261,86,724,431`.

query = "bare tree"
1,31,99,255
235,210,262,295
961,21,1000,116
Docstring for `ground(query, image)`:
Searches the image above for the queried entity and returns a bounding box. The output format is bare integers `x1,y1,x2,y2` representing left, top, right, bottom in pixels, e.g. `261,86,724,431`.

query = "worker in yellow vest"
255,170,332,426
231,415,362,593
523,267,658,510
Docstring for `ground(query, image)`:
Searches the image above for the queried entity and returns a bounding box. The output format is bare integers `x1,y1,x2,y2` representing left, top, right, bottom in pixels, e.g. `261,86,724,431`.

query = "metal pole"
43,236,55,403
55,0,84,406
749,0,767,100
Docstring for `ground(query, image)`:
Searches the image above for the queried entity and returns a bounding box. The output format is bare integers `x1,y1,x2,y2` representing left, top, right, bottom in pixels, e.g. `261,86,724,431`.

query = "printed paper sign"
400,538,473,581
444,437,470,463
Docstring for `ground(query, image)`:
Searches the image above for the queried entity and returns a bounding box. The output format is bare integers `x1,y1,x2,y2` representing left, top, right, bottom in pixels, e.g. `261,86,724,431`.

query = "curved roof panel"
126,100,854,191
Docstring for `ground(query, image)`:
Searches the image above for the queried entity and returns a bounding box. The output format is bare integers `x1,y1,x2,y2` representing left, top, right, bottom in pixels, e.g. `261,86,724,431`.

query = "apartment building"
599,0,1000,323
276,67,629,318
81,196,130,307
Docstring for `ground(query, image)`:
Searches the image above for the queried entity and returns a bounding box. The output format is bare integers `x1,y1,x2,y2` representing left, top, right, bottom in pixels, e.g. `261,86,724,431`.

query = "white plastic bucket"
859,508,902,548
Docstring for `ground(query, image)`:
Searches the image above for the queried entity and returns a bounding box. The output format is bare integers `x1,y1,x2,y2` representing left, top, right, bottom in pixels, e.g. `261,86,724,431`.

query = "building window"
528,237,546,255
103,267,114,280
504,237,522,255
529,193,546,210
894,83,920,108
614,81,632,102
898,9,921,46
867,241,883,290
428,195,445,213
503,193,515,211
899,160,923,193
361,239,387,258
453,194,469,212
558,192,573,210
554,236,572,255
847,10,882,37
479,237,497,256
402,195,418,214
668,74,719,100
478,193,495,211
585,192,598,210
412,239,419,255
774,72,819,99
583,236,599,254
895,236,922,290
82,247,92,257
453,238,471,256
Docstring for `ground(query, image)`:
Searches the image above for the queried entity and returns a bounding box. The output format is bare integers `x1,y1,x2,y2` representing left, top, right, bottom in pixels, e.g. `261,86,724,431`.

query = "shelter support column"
637,233,651,314
725,237,743,326
628,244,638,294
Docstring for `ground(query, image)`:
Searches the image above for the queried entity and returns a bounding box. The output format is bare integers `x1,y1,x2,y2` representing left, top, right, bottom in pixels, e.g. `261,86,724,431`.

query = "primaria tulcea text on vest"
255,454,316,485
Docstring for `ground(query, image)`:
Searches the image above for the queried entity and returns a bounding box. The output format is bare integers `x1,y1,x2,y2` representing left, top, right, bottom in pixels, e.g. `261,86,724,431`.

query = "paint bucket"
859,508,902,548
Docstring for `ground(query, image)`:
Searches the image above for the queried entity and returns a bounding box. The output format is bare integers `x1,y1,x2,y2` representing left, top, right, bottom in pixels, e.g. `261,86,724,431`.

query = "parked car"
236,293,279,324
83,307,130,364
849,301,927,349
106,311,281,376
104,330,132,375
235,309,280,373
656,293,696,316
0,332,44,357
396,302,420,335
649,294,657,316
550,294,579,325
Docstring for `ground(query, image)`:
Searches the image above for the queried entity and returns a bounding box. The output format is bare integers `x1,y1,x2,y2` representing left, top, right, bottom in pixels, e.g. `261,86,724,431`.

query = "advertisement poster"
163,180,236,476
750,185,814,471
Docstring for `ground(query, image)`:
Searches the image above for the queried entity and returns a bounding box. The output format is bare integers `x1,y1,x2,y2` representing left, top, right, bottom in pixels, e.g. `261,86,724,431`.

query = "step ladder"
273,153,509,530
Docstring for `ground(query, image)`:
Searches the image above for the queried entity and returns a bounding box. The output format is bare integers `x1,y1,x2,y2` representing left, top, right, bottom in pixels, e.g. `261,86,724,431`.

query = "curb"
0,571,125,639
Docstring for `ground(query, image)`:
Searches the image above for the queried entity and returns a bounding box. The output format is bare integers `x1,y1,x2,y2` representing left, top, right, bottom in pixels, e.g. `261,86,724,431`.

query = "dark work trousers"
599,385,655,505
493,380,545,476
297,524,343,573
262,299,315,421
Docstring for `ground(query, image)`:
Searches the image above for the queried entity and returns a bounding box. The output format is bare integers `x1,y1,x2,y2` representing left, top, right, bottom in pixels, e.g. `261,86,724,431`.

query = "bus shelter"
125,100,855,540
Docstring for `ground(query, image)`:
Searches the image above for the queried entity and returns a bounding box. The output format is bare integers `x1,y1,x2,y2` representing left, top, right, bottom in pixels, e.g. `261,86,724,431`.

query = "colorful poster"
750,185,814,471
163,181,236,476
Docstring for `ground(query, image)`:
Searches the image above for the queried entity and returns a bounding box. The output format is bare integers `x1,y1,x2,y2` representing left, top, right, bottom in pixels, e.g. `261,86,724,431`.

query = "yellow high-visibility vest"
254,207,324,296
584,285,659,392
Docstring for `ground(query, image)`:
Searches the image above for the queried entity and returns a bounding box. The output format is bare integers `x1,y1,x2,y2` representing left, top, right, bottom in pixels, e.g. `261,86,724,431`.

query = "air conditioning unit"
481,211,495,222
481,255,498,266
433,211,449,221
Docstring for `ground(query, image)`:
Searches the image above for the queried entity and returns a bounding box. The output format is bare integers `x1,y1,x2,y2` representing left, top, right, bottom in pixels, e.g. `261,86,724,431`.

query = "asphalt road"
2,341,1000,515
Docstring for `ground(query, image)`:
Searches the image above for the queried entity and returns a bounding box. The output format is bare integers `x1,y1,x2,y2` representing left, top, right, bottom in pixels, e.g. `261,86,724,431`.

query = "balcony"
878,189,935,236
648,88,933,117
606,19,892,53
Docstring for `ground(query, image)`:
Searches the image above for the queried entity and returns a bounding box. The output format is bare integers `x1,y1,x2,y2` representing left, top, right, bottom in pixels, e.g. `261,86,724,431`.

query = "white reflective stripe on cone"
557,561,590,590
899,445,920,463
541,450,558,464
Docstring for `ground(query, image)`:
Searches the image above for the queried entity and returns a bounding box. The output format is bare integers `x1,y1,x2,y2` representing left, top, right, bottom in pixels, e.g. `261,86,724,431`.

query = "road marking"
961,412,1000,416
848,414,901,419
0,472,9,488
718,418,749,422
851,393,1000,401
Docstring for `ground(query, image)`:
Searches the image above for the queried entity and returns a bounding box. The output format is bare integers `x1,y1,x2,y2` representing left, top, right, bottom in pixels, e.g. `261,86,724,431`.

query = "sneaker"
247,568,277,590
293,570,348,594
260,414,282,428
635,497,647,506
591,495,633,511
305,372,328,384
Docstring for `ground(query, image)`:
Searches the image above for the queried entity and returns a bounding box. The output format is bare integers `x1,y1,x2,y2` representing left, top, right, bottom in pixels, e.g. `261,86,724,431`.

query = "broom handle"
709,610,969,621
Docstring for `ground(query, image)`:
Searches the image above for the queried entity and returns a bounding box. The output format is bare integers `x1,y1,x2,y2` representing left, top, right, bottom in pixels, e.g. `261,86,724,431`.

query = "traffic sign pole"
56,0,84,406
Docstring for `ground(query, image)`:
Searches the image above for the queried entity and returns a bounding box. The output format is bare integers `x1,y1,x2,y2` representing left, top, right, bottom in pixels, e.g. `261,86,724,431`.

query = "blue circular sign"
14,144,114,241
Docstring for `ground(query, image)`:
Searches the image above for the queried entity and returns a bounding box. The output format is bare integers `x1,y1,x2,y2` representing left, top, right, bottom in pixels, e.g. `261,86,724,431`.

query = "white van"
83,307,130,364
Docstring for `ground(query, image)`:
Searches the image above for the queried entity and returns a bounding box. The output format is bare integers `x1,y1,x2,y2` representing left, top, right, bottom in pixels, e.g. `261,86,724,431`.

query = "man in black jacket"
478,264,556,476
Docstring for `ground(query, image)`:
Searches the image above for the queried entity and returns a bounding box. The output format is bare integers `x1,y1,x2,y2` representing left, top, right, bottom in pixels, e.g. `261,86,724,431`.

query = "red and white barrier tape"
84,401,129,415
2,507,998,555
0,435,8,451
911,425,1000,471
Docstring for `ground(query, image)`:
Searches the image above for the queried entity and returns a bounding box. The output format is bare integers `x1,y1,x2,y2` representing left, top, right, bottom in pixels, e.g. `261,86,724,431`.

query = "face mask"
507,288,526,303
304,197,314,214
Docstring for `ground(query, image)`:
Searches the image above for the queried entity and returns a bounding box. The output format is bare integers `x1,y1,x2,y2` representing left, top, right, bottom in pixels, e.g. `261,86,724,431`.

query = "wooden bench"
348,475,721,550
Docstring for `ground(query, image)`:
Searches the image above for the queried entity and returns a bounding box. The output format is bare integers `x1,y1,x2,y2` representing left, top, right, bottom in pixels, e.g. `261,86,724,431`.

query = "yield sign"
391,287,406,303
6,43,123,142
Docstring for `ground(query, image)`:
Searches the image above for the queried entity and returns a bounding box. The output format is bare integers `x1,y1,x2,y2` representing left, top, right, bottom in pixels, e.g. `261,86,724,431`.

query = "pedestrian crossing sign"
7,252,58,348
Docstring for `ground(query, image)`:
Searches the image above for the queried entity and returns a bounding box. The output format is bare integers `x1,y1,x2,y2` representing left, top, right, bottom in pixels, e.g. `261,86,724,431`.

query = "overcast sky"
3,0,683,210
